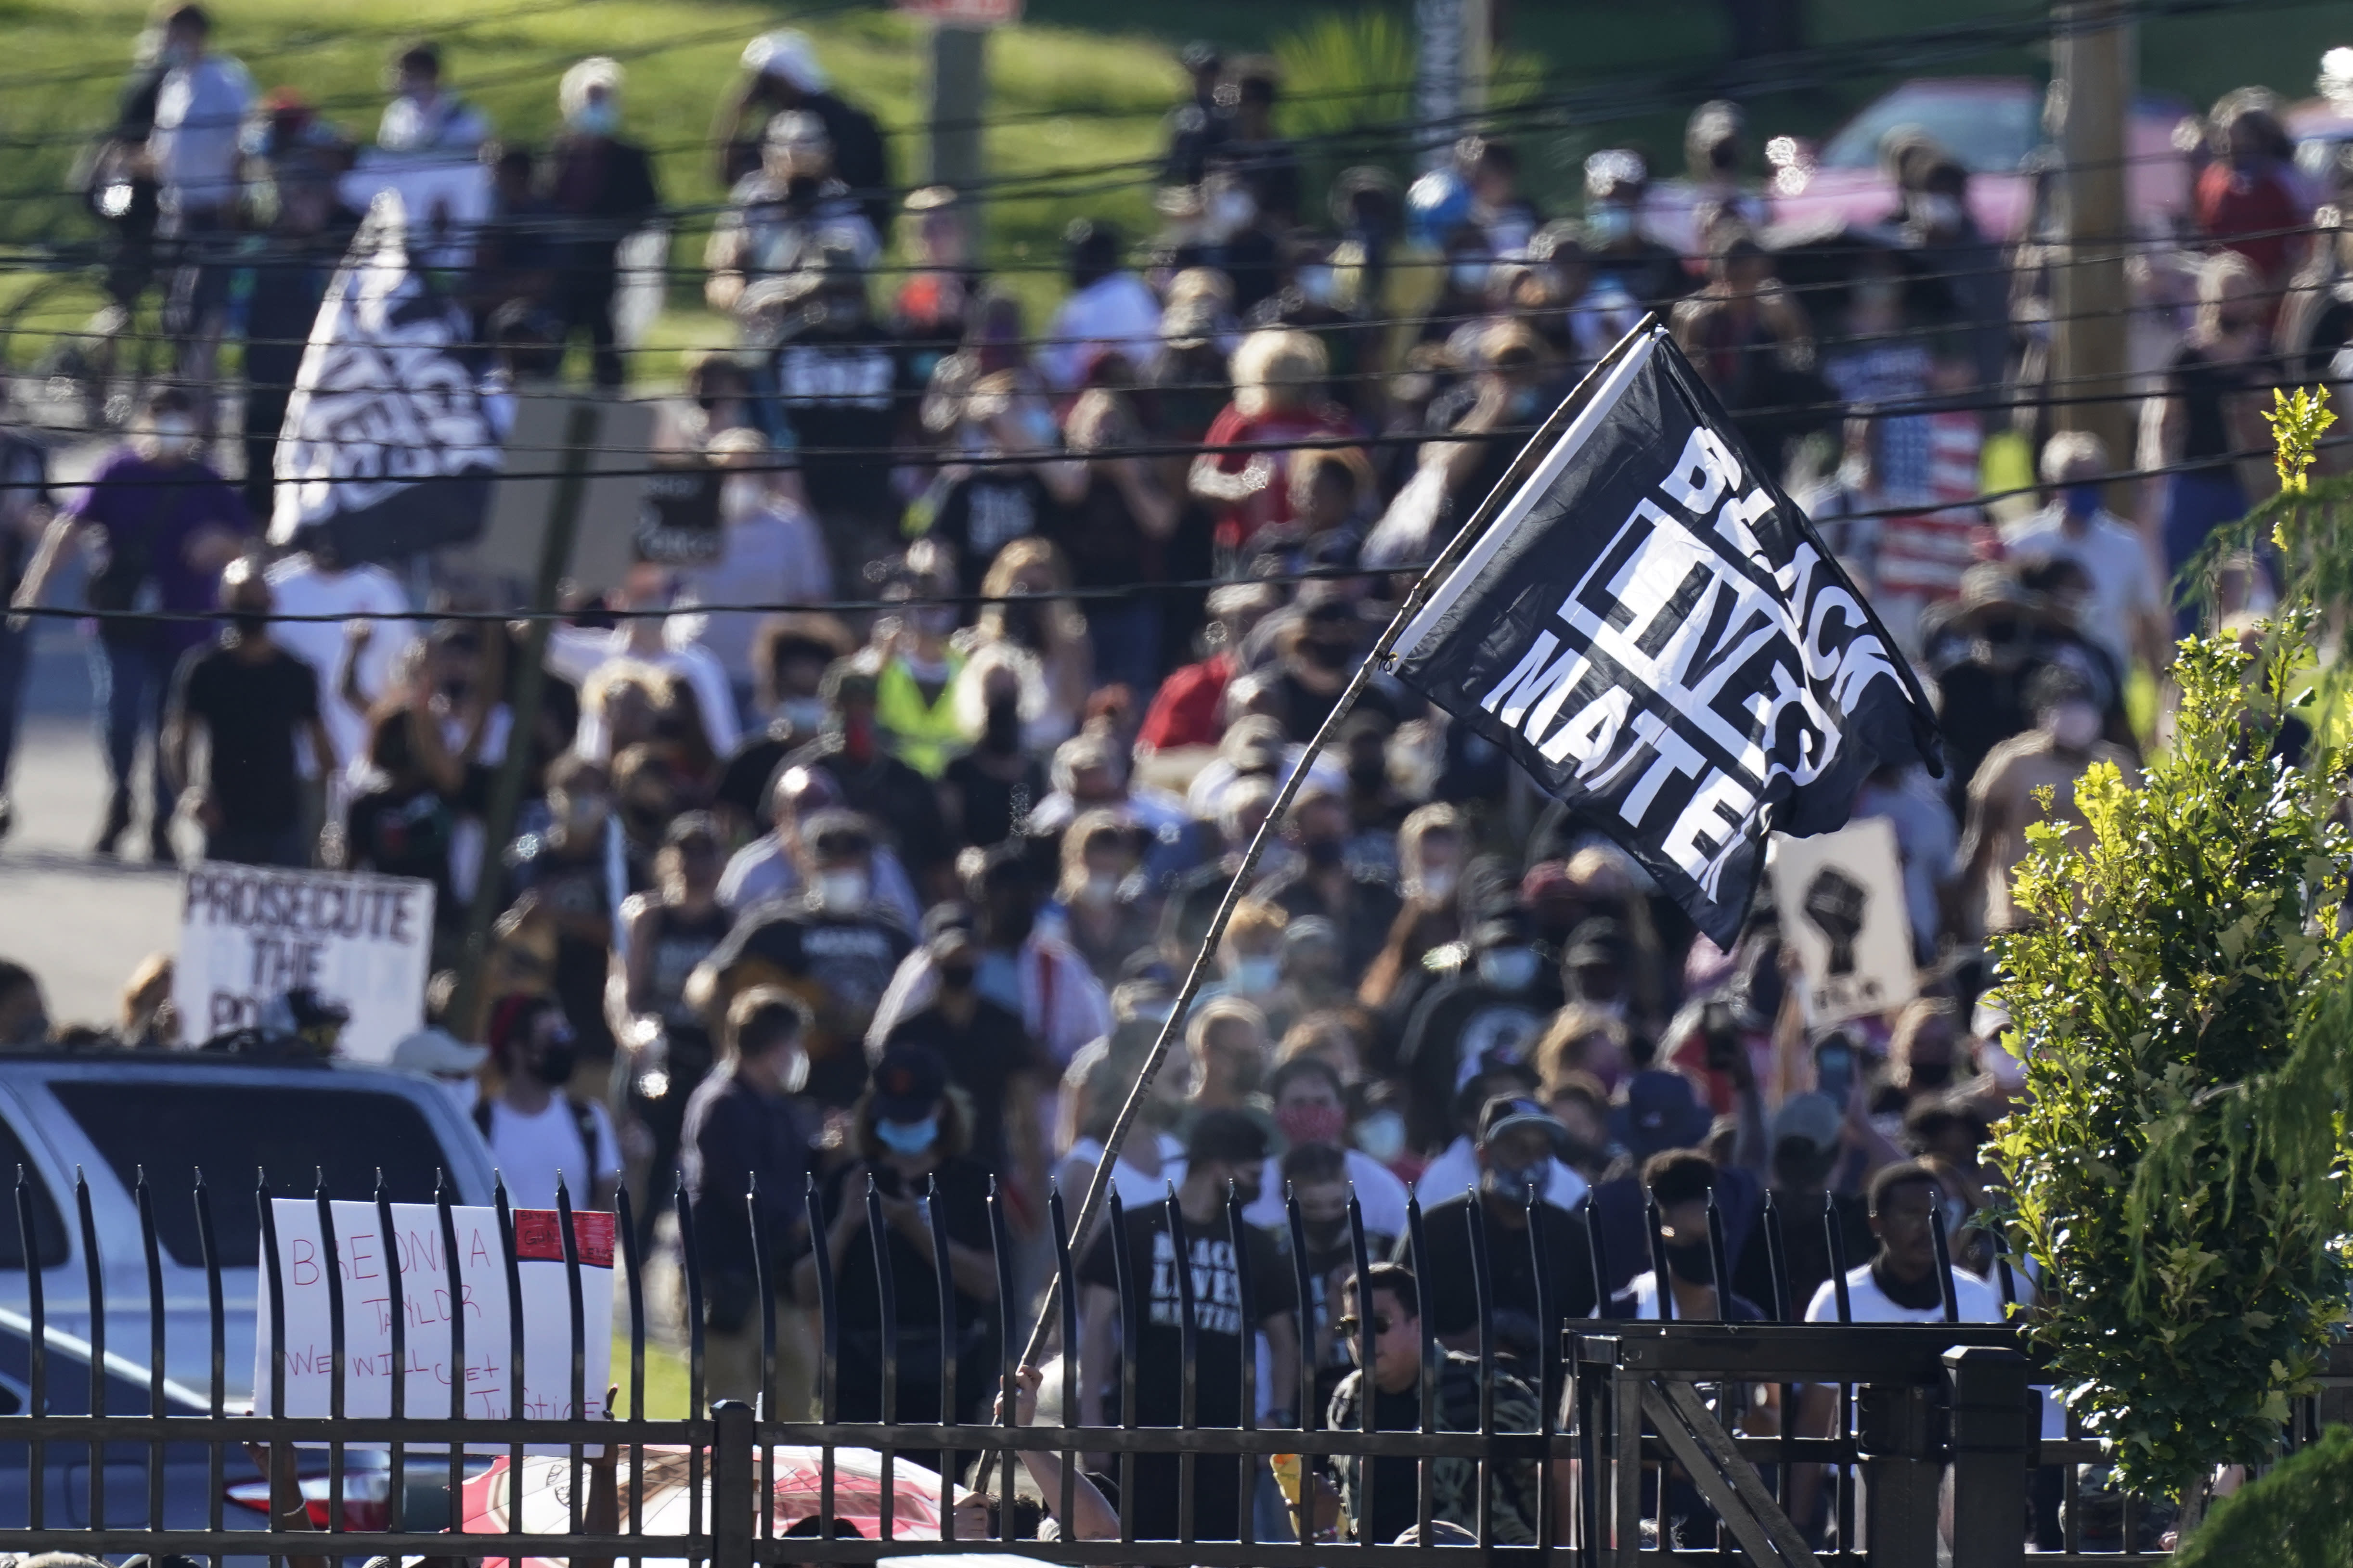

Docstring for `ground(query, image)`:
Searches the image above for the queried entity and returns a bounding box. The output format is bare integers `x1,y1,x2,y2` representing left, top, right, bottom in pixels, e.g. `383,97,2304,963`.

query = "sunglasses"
1335,1312,1393,1338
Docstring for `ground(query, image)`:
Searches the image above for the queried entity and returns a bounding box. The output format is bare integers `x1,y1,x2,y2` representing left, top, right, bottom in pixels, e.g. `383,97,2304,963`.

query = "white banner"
252,1199,614,1452
175,863,435,1062
1769,818,1918,1026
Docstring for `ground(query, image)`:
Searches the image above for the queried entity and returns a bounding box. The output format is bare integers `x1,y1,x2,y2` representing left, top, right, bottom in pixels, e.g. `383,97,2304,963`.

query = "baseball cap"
1771,1091,1842,1157
743,29,827,92
1609,1069,1715,1160
1186,1107,1270,1166
870,1043,948,1122
1476,1095,1571,1154
390,1027,488,1077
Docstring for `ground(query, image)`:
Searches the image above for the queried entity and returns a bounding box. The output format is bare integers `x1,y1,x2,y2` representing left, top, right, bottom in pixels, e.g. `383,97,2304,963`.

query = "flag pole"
1003,317,1662,1386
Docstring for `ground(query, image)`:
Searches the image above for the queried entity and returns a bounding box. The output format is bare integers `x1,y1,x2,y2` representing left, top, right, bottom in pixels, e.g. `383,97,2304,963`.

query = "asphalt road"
1,618,186,1030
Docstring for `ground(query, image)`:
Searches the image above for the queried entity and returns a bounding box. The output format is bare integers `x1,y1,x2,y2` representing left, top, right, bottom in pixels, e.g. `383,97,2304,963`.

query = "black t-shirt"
812,1156,997,1421
1400,1193,1597,1366
714,723,802,826
344,783,461,923
505,835,621,1064
1395,972,1566,1152
1730,1190,1872,1323
879,998,1051,1177
705,904,915,1105
1078,1201,1299,1430
774,323,905,523
1364,1379,1428,1547
786,735,954,887
915,469,1060,596
171,643,319,831
1049,469,1160,591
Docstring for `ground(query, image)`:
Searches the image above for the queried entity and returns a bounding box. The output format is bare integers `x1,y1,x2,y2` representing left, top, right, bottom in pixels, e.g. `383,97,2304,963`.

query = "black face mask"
938,960,977,991
232,612,269,641
1002,605,1047,650
1346,755,1386,790
1304,836,1345,869
1664,1236,1716,1286
784,174,822,204
1301,637,1350,671
1302,1216,1348,1251
1909,1058,1953,1090
533,1040,579,1087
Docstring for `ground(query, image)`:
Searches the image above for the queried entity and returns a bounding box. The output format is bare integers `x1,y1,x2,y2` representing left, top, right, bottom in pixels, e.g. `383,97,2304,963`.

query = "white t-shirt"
1059,1133,1187,1210
1245,1149,1410,1237
1803,1261,2005,1325
547,628,742,758
1998,506,2158,674
264,559,417,783
479,1097,623,1212
1413,1136,1590,1213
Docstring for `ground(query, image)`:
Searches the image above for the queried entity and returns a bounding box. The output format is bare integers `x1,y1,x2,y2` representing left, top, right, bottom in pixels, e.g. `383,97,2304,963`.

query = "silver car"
0,1051,500,1404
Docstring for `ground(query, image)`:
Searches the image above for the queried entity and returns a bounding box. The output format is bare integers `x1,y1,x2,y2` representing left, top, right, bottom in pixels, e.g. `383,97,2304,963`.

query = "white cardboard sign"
175,864,435,1063
1769,818,1918,1026
252,1199,613,1451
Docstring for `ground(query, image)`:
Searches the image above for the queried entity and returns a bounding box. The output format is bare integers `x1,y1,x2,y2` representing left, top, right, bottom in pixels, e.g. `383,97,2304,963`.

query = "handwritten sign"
176,864,435,1062
252,1199,613,1452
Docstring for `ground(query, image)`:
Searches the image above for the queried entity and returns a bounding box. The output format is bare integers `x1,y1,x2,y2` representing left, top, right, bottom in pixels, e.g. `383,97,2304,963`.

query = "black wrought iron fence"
0,1162,2344,1568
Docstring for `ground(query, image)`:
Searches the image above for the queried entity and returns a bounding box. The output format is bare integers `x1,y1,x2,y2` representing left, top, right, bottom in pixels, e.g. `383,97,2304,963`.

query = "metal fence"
0,1162,2345,1568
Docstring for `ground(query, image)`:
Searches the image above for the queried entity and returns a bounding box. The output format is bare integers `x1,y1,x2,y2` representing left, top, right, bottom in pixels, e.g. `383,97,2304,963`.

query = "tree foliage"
1990,620,2353,1499
2173,1423,2353,1566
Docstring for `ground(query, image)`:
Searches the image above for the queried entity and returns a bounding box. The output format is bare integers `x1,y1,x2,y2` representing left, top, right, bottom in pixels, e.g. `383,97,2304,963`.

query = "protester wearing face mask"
1189,329,1358,564
1422,322,1560,536
478,993,623,1211
689,811,914,1107
706,615,857,829
760,250,900,566
2153,250,2273,624
878,908,1052,1196
1078,1108,1302,1536
13,386,249,860
1959,665,2138,937
1246,1055,1409,1239
1255,787,1403,979
161,556,335,869
1397,1096,1598,1397
1047,810,1158,987
1281,1144,1398,1412
1917,565,2049,812
1211,898,1288,1008
1184,997,1272,1114
777,661,956,900
867,842,1111,1065
905,371,1087,600
2001,431,2166,678
1397,910,1564,1152
1359,804,1468,1011
1607,1150,1770,1322
543,57,659,389
1057,972,1191,1205
793,1042,1000,1441
612,813,735,1212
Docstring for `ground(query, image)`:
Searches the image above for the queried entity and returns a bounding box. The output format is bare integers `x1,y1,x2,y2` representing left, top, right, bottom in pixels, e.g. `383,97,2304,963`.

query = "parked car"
0,1051,499,1402
1766,76,2195,241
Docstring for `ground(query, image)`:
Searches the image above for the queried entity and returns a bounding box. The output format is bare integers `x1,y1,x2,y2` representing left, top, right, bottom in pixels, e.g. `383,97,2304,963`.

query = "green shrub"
2172,1424,2353,1566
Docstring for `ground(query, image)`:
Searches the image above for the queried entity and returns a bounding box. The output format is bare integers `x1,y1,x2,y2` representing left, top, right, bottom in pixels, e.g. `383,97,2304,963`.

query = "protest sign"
451,393,658,602
1769,818,1917,1026
175,863,435,1063
253,1199,613,1452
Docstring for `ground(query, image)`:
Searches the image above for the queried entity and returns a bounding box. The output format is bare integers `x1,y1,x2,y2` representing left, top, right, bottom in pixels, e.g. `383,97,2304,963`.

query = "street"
0,617,183,1030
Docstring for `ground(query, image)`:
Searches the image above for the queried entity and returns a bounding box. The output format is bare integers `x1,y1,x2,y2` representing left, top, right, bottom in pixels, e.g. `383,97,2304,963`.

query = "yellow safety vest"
873,653,968,778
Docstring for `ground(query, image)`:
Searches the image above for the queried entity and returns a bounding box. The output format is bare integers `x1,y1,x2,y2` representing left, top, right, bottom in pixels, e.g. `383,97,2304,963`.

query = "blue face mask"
570,101,619,138
2062,482,2103,519
1484,1155,1551,1206
1477,947,1540,991
875,1115,939,1157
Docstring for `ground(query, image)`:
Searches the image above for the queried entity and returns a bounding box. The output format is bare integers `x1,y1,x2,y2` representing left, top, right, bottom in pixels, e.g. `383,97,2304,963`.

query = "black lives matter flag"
1387,326,1941,946
268,192,502,564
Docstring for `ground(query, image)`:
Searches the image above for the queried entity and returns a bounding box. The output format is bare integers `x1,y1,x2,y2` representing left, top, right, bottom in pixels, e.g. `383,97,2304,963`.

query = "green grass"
615,1330,695,1419
0,0,2345,387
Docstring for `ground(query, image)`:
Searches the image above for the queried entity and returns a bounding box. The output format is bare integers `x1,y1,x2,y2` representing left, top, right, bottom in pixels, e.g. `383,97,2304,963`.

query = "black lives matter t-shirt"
913,469,1058,595
773,324,904,524
1078,1201,1298,1429
172,643,319,831
704,905,913,1105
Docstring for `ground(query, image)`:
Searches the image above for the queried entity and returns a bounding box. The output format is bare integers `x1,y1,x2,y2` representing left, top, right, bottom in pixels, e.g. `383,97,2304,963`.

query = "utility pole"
2050,0,2136,481
926,23,986,192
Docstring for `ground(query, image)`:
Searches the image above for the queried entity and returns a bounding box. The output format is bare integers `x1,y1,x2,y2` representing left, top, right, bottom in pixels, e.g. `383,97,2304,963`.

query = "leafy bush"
2172,1424,2353,1566
1990,622,2353,1500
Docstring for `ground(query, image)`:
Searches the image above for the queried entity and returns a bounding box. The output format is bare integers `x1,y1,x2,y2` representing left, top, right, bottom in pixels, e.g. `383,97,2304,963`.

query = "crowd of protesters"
2,12,2353,1553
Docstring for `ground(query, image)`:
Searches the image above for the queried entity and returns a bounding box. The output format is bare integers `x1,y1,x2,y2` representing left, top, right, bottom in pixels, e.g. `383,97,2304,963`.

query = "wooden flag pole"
997,317,1662,1402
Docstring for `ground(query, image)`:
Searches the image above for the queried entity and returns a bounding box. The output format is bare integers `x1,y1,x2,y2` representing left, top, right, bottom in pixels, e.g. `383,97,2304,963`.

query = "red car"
1766,76,2195,241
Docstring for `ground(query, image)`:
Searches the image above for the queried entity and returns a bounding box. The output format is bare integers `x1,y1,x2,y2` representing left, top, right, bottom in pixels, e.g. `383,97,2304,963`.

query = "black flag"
268,192,502,564
1386,326,1940,946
